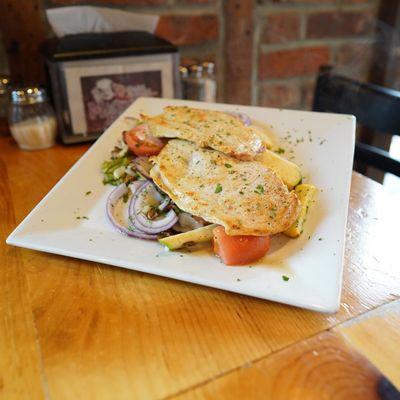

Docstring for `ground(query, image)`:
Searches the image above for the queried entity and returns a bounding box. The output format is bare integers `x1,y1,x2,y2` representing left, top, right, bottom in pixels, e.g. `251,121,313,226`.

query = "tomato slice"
124,125,165,156
212,226,271,266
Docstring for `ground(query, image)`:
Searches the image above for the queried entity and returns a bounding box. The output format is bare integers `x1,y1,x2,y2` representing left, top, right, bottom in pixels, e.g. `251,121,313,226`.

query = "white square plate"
7,98,355,313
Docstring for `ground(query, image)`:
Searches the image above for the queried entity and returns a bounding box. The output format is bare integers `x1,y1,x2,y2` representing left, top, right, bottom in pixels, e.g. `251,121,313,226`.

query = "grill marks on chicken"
141,106,269,160
150,140,300,236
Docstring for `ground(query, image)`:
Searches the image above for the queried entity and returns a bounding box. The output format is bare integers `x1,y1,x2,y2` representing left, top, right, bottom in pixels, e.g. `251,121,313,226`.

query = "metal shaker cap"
11,87,47,104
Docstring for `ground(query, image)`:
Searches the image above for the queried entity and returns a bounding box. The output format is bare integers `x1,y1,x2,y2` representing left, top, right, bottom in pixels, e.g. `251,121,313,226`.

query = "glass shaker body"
9,88,57,150
202,62,217,103
186,65,205,101
179,66,189,99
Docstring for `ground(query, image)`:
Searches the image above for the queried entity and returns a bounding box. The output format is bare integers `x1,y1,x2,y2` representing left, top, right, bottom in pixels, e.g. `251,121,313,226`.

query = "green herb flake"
318,237,323,241
254,184,265,194
275,147,285,154
282,275,290,282
224,163,233,168
215,183,223,194
85,191,92,196
122,192,130,203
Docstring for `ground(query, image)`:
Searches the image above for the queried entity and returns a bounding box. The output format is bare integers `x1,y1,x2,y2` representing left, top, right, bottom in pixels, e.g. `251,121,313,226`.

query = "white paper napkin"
46,6,159,37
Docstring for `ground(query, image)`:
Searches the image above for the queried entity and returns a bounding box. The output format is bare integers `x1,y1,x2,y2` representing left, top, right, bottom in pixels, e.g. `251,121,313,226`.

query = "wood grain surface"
337,300,400,389
172,331,387,400
0,0,48,85
0,159,45,399
1,137,399,399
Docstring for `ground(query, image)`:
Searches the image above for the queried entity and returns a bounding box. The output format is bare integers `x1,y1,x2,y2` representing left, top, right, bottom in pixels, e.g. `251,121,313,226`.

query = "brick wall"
2,0,383,109
44,0,221,75
256,0,379,110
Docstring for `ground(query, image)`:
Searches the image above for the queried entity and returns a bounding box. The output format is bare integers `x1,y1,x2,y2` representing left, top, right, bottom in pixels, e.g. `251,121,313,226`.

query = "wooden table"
1,136,400,400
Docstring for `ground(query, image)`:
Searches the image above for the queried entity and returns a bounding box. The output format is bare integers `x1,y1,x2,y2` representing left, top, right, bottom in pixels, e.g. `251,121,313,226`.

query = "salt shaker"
9,87,57,150
202,62,217,102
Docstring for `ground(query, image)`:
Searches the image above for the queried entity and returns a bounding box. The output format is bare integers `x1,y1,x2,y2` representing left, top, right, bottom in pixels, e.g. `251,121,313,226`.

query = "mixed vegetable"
103,126,211,241
102,114,317,266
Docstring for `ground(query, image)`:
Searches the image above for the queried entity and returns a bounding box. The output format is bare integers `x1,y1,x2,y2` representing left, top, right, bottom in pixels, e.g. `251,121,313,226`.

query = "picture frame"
43,31,180,143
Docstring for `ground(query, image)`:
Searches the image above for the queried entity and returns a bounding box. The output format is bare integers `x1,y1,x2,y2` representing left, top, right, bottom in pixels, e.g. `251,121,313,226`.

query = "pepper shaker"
202,62,217,102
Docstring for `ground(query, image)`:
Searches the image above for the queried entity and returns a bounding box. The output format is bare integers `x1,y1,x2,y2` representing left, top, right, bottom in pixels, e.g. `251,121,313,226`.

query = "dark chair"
313,65,400,177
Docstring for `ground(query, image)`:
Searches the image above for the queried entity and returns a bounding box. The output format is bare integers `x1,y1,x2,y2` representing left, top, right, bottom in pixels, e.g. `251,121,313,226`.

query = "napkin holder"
42,31,180,144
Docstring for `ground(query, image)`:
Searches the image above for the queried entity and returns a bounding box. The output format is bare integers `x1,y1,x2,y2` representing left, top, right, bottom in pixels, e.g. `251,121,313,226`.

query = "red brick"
47,0,166,5
335,42,374,79
301,79,316,109
261,13,300,44
155,15,218,46
259,82,302,109
223,0,254,104
307,11,375,39
180,54,216,67
343,0,374,3
259,46,330,79
259,0,336,4
177,0,216,3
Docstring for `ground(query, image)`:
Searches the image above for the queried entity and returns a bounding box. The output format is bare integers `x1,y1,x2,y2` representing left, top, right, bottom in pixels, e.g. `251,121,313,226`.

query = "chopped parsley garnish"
275,147,285,154
85,191,92,196
215,183,223,193
224,163,232,168
122,192,130,203
254,184,265,194
318,237,323,241
282,275,290,282
239,190,244,195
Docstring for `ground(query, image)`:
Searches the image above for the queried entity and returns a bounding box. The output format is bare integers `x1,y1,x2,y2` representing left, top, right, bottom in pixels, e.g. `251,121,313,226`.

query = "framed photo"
60,53,176,139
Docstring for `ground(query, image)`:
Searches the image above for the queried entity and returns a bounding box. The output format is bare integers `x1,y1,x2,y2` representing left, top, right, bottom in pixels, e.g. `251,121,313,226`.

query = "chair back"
313,65,400,177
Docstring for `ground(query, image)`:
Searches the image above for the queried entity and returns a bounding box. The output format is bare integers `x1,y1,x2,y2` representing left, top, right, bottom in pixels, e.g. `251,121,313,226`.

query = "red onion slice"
129,181,178,234
106,184,157,240
226,111,252,126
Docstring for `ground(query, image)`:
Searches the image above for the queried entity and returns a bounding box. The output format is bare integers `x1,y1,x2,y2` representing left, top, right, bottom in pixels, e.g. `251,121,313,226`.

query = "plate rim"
6,97,356,313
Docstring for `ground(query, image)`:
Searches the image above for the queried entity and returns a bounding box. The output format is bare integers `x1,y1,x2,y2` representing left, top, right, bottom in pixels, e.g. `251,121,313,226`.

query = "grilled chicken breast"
141,106,270,160
150,140,300,236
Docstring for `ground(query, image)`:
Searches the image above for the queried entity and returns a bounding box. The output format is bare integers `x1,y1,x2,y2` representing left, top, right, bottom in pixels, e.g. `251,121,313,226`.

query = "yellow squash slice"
256,149,302,189
284,184,318,238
